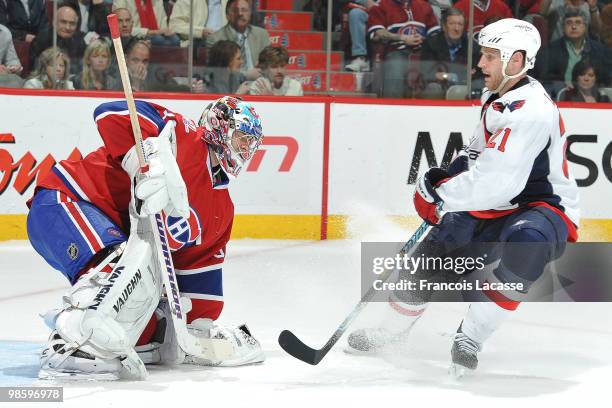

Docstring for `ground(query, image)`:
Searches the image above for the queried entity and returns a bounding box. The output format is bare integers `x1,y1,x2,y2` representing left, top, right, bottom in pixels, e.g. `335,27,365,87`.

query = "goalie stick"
278,221,430,365
107,14,233,362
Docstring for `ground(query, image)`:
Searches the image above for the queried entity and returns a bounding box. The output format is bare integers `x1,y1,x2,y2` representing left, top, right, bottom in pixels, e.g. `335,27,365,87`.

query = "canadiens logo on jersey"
492,100,526,113
163,207,202,252
395,22,427,39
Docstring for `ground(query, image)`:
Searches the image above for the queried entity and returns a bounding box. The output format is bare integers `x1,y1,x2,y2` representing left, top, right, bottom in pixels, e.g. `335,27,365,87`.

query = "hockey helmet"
478,18,541,76
199,97,264,178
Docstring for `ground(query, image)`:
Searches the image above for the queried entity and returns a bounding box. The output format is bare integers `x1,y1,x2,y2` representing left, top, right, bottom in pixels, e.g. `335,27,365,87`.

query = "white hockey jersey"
437,77,580,236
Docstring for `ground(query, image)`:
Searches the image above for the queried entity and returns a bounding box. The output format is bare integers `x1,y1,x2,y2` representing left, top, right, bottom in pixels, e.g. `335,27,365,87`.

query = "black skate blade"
278,330,323,365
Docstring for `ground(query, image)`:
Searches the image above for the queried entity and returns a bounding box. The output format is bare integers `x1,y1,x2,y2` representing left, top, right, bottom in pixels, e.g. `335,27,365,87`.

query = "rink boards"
0,91,611,241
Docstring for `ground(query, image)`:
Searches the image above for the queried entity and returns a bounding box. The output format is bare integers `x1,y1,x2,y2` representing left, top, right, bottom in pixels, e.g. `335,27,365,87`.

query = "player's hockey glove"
122,121,190,219
413,167,450,225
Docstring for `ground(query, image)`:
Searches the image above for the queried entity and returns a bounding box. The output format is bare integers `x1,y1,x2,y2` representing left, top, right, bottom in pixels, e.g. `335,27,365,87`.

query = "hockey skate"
137,298,265,367
346,300,425,354
39,331,142,381
183,321,265,367
449,326,482,379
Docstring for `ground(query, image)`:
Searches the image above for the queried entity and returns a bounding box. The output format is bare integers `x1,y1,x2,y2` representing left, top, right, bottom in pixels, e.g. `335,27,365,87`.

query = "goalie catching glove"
121,120,189,219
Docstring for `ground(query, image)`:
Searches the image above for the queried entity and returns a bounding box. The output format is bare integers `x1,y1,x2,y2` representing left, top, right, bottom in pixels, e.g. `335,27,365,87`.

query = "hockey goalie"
26,96,266,380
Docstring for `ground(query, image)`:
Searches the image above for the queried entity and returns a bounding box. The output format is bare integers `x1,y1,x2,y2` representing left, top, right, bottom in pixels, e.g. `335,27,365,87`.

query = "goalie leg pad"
44,226,163,380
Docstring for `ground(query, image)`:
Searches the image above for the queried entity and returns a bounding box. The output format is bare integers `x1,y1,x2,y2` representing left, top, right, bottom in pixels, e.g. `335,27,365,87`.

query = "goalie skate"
137,299,264,367
183,321,265,367
39,331,140,381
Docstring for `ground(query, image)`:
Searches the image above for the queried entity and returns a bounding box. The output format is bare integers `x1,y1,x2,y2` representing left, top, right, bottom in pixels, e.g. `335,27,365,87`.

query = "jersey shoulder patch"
491,100,526,113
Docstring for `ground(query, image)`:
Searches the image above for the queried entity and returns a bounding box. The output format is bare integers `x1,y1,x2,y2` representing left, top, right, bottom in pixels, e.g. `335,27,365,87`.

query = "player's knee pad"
494,227,556,292
52,228,163,364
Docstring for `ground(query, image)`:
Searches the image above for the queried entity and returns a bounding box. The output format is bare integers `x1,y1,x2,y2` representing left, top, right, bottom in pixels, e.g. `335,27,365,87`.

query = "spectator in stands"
344,1,379,72
74,38,119,90
23,47,74,89
63,0,111,39
453,0,512,32
248,45,303,96
0,23,22,75
206,0,270,80
0,0,49,43
125,37,149,91
420,8,475,96
113,7,143,47
170,0,228,48
368,0,439,98
112,0,179,46
558,58,610,101
540,0,602,42
197,39,249,93
30,5,87,74
535,9,611,94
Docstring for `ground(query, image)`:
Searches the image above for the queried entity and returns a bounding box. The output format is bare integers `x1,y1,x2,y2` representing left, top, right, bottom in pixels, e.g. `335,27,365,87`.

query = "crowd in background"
0,0,610,101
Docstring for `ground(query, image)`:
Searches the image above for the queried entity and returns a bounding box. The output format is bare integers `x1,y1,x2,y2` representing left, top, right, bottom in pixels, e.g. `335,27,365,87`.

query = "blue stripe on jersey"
511,139,563,210
176,269,223,297
93,100,165,132
51,166,86,201
447,155,468,176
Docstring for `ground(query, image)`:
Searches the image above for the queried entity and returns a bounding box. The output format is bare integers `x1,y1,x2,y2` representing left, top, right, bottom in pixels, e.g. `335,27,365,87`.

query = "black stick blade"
278,330,323,365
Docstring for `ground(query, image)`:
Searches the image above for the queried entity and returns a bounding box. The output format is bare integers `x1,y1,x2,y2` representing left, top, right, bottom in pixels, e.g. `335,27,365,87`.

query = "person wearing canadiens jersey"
27,96,266,380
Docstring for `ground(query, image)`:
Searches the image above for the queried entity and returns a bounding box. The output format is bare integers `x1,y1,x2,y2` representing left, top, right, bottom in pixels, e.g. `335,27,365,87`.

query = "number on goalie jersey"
27,98,261,326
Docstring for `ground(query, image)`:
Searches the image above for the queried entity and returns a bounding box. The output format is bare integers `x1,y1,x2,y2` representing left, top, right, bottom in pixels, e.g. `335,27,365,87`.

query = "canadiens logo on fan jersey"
163,207,202,252
491,100,526,113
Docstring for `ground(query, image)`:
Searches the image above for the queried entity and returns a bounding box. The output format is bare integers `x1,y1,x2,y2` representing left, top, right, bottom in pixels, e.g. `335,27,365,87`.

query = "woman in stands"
74,39,119,91
558,59,610,103
23,47,74,90
194,40,250,94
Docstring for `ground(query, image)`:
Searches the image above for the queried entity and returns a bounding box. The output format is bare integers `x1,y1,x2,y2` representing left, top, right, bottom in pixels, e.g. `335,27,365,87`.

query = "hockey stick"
107,14,232,362
278,221,430,365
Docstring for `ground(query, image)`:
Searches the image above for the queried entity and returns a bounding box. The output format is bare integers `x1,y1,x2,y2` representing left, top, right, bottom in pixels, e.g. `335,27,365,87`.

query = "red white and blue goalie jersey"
439,77,580,240
33,101,234,319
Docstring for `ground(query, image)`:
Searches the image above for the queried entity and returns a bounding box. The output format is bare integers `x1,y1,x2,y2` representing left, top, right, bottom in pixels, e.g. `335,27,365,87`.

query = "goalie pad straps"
53,218,163,379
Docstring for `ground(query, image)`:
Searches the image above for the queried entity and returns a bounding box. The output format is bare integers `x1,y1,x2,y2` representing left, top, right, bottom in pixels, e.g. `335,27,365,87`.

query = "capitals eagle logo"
492,100,526,112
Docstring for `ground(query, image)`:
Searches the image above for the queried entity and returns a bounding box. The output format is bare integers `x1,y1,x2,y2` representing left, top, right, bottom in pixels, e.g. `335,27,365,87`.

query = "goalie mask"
198,97,264,178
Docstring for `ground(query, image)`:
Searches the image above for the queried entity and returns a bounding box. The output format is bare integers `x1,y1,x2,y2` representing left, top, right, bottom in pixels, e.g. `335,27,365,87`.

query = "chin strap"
492,60,529,94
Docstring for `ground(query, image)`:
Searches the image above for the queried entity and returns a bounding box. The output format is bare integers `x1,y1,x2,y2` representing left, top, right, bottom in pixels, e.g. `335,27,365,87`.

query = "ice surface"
1,236,611,408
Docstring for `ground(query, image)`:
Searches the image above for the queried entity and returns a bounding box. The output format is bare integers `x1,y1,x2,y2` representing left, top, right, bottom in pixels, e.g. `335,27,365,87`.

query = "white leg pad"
44,219,164,380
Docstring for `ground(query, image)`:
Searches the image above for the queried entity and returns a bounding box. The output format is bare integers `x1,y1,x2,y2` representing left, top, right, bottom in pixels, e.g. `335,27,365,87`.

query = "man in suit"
206,0,269,80
0,0,49,43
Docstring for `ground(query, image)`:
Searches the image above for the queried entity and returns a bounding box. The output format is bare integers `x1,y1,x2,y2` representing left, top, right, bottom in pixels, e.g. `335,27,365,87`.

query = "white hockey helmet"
478,18,541,91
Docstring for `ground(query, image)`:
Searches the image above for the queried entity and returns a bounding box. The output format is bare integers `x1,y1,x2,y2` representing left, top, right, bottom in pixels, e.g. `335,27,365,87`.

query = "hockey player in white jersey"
347,18,579,376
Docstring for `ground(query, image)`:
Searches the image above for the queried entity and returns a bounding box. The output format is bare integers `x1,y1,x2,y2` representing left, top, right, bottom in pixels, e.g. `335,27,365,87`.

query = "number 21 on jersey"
486,128,511,152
